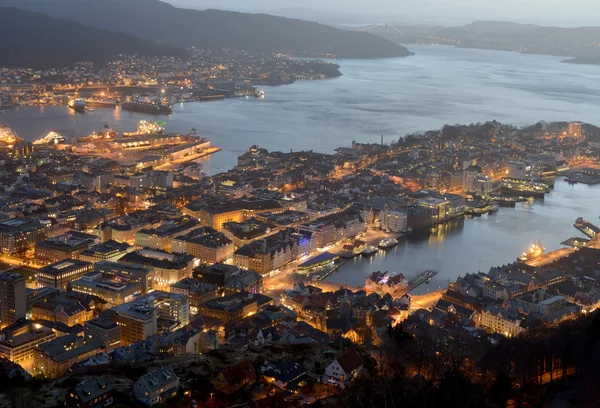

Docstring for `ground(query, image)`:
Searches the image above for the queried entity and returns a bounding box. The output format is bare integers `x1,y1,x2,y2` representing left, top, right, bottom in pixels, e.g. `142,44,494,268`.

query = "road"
409,290,445,312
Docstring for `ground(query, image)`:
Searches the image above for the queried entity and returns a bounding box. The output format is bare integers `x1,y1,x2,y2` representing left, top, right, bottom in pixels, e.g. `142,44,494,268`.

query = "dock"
561,236,590,248
524,248,575,267
396,270,437,296
574,220,600,239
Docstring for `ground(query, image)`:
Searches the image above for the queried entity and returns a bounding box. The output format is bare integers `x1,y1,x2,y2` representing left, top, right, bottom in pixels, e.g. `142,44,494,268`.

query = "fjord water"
3,44,600,290
6,45,600,174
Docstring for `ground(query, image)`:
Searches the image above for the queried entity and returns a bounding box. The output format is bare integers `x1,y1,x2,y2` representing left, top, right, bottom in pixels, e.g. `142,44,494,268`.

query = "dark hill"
0,7,187,68
0,0,413,59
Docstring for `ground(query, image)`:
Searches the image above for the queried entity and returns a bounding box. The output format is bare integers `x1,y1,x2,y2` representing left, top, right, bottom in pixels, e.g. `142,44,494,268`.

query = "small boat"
340,244,359,259
488,204,500,214
378,238,398,250
255,89,265,98
361,246,378,257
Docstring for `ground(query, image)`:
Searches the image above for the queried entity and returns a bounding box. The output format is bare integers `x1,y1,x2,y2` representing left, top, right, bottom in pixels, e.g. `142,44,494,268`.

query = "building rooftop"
37,333,102,362
72,375,114,404
174,226,232,248
39,259,92,276
137,366,178,394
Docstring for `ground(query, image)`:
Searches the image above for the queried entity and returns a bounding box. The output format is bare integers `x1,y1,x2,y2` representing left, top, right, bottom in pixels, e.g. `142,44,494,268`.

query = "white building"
480,305,525,337
508,161,527,179
323,348,364,386
380,208,407,233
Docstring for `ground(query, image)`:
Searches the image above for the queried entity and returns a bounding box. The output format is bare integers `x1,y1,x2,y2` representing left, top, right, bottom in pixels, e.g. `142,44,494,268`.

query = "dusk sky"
169,0,600,25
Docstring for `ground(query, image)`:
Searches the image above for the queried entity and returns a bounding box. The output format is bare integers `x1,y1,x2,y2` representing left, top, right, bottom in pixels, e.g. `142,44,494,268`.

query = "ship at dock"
0,125,23,147
518,241,545,263
361,246,378,257
68,98,86,113
378,238,398,250
121,101,172,115
500,177,551,198
33,130,67,146
77,124,118,143
85,98,118,108
123,121,166,137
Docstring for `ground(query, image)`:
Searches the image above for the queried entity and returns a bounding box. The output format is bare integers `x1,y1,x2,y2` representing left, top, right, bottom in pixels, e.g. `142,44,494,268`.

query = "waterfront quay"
0,49,341,111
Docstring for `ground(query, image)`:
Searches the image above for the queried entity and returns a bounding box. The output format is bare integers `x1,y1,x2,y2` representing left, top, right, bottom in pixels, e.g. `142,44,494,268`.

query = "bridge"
353,22,408,36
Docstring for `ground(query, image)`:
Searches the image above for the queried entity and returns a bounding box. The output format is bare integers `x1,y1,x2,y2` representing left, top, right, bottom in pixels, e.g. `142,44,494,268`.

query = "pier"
396,270,438,296
524,248,575,267
561,236,590,248
574,220,600,239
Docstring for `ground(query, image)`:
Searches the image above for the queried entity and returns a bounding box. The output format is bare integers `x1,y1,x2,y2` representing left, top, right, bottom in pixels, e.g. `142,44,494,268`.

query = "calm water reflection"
326,180,600,293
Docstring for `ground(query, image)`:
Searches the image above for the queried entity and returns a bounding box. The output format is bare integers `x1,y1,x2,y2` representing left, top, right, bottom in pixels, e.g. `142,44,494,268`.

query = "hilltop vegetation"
0,7,187,68
0,0,413,59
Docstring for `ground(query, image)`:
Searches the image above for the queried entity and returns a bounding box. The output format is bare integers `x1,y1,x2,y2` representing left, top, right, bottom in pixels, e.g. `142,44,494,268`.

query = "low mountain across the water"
0,7,187,68
0,0,413,59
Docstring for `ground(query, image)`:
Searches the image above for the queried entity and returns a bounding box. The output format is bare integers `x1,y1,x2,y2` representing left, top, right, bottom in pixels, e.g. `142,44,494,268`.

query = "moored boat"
378,238,398,250
33,130,66,145
362,246,378,256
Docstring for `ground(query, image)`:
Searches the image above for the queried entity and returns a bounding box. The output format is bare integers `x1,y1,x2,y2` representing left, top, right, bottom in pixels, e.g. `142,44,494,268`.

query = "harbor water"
2,45,600,291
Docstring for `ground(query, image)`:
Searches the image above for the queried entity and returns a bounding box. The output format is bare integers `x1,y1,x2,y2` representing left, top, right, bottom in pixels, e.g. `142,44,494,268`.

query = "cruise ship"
378,238,399,250
33,130,67,145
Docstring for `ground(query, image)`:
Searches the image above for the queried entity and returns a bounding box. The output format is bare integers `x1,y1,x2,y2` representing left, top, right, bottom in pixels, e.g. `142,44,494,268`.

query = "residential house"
212,360,257,395
133,366,179,406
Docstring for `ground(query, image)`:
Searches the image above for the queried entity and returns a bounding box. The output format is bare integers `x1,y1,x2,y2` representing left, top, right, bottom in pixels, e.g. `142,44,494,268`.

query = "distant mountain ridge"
0,0,413,59
0,7,187,68
362,20,600,65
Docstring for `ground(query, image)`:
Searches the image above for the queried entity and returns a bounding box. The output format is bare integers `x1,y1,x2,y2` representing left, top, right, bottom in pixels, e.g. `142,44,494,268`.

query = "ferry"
68,98,86,113
378,238,398,250
518,242,545,263
33,130,67,145
361,246,378,257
